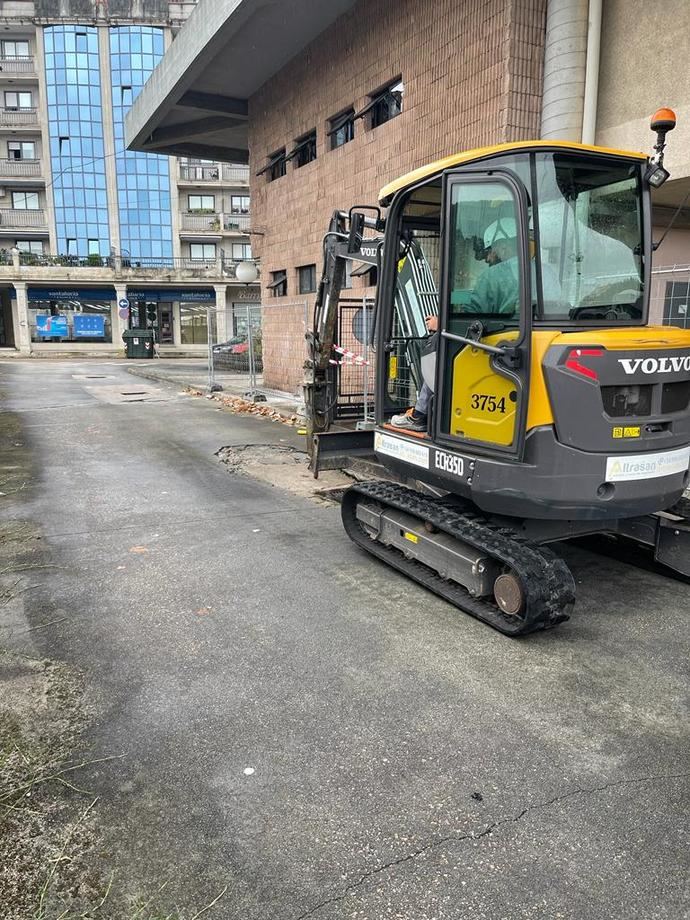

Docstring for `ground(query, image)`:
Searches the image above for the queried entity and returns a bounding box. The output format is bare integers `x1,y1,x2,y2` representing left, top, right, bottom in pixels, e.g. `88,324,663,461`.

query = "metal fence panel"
651,265,690,329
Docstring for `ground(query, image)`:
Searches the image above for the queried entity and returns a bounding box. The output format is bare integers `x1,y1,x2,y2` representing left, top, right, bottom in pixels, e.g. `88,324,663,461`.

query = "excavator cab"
307,120,690,635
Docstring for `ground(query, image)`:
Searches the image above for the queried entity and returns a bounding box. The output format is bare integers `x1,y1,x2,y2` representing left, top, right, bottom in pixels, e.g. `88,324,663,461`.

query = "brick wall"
249,0,547,393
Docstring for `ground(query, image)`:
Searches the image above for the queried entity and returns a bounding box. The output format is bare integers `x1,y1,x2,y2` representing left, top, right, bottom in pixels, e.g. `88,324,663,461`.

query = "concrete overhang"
125,0,357,163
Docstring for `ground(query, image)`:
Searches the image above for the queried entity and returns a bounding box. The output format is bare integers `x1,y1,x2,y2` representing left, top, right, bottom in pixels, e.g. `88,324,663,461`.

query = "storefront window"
180,303,216,345
28,297,113,343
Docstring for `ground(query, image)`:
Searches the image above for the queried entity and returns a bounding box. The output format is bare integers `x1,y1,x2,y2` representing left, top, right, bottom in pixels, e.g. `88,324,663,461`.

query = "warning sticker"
612,426,641,439
605,446,690,482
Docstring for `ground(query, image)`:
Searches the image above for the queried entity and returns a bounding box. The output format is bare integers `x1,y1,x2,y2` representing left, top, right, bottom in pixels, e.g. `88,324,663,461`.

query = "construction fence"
650,265,690,328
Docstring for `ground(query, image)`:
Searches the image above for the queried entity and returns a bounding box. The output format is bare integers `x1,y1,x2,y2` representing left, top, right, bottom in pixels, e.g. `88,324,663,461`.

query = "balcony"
0,158,41,178
179,164,220,182
0,55,35,75
0,207,46,228
223,213,251,232
0,108,38,127
222,164,249,184
180,211,222,233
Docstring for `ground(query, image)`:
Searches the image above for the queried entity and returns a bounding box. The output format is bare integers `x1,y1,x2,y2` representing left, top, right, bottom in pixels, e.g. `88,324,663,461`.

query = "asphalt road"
1,359,688,920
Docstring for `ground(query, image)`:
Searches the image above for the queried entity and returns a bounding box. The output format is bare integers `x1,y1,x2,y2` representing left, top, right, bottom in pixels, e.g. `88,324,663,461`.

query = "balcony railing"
223,213,251,232
0,108,38,126
0,208,46,227
0,158,41,177
179,164,220,181
0,56,35,73
180,212,222,232
6,250,259,279
222,164,249,184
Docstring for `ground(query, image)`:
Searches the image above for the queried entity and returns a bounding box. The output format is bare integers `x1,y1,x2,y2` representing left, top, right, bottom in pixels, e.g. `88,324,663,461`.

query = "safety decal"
612,426,641,439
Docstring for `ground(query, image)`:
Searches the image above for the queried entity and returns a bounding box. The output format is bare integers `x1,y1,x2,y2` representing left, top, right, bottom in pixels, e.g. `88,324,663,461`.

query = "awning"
126,0,358,162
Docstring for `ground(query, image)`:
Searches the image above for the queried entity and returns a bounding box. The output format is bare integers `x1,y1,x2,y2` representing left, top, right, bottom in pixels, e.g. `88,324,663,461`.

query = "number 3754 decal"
471,393,506,413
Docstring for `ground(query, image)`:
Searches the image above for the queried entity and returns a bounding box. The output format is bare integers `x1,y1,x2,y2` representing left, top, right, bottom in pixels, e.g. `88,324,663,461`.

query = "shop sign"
127,289,215,303
27,287,115,302
36,315,68,338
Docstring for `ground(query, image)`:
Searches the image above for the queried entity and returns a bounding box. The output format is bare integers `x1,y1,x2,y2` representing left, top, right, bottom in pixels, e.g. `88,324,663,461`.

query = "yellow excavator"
305,109,690,635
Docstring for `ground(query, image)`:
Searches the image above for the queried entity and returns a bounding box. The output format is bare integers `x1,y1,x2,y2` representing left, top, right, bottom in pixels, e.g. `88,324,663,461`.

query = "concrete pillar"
214,285,228,343
172,300,182,346
12,283,32,354
114,284,128,347
33,27,58,254
98,25,121,258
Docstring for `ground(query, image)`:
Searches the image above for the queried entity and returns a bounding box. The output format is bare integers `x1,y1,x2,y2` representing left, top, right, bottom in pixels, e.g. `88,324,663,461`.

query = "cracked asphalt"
2,359,689,919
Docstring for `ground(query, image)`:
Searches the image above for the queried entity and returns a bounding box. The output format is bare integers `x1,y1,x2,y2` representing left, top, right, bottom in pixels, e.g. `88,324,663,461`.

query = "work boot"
390,409,427,432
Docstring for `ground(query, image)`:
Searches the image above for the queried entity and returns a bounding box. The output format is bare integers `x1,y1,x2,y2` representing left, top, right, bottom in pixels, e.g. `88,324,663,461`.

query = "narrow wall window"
257,149,287,182
355,79,404,129
298,264,317,294
268,269,287,298
121,86,133,108
288,130,317,168
328,108,355,149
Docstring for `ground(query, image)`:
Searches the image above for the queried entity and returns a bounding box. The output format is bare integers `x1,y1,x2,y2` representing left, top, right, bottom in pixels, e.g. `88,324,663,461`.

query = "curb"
125,364,304,423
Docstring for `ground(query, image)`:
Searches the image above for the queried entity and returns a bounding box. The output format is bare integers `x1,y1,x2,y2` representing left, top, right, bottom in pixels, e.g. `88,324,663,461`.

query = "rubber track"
341,481,576,637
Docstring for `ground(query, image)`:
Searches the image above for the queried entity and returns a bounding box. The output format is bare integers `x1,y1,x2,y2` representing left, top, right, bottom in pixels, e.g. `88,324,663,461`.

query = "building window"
298,264,317,294
190,243,216,261
231,243,252,260
8,141,35,160
1,40,30,59
16,240,43,255
12,190,39,210
121,86,133,108
180,304,215,345
230,195,250,214
75,31,88,53
328,108,355,149
88,239,100,255
288,130,317,168
356,78,404,129
268,269,287,298
4,91,33,110
257,149,287,182
188,194,215,213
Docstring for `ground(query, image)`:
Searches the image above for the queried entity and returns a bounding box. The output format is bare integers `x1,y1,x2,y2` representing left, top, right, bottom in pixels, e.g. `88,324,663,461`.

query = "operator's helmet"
483,217,517,247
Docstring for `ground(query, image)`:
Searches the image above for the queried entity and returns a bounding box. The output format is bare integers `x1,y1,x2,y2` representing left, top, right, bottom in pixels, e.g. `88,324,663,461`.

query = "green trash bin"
122,328,154,359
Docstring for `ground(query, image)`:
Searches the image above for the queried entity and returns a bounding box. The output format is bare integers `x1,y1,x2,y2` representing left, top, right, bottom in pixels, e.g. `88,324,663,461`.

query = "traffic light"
146,303,157,327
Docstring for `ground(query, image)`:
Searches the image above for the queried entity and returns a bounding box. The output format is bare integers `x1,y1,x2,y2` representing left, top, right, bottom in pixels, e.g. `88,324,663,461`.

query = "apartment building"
0,0,259,355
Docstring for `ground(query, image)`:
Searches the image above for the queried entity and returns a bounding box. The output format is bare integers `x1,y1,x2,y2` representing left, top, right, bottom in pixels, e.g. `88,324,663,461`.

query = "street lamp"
235,260,259,284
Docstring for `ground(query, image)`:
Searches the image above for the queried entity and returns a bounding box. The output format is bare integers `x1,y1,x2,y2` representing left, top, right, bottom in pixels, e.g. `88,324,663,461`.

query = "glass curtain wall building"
110,27,173,264
44,26,110,259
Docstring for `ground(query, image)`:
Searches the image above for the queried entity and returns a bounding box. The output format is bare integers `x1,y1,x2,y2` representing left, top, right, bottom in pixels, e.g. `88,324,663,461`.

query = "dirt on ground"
216,442,354,501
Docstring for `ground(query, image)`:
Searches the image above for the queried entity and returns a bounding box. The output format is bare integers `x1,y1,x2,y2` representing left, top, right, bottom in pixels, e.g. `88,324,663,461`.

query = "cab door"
434,170,532,460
